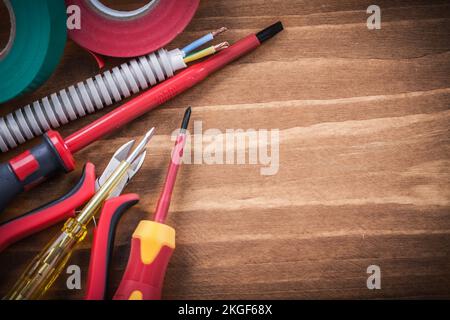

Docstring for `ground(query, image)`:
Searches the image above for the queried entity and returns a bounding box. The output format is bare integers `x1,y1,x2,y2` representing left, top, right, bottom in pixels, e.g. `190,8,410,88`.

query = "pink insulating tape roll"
66,0,200,57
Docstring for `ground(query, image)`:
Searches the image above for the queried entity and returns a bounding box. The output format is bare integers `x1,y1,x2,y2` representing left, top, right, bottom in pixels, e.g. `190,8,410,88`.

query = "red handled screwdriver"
113,107,191,300
0,22,284,211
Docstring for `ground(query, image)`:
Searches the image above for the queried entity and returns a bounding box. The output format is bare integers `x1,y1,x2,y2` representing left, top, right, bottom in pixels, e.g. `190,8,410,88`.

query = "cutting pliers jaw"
95,139,148,199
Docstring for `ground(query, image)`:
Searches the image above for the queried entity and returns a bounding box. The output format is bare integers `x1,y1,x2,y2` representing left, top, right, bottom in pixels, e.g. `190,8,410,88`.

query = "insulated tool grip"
0,163,22,212
85,194,139,300
0,163,96,252
0,130,75,212
113,221,175,300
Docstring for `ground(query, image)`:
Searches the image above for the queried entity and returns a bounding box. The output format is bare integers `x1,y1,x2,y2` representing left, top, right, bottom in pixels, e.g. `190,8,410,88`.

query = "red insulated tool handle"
0,130,75,212
0,163,96,252
113,221,175,300
85,194,139,300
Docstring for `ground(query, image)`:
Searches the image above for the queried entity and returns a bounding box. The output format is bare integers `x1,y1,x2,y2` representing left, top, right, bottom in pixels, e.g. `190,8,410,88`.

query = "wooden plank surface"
0,0,449,299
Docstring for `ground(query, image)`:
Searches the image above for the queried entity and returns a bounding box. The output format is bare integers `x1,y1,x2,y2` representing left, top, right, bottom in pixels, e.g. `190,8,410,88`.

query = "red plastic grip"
9,151,40,182
85,194,139,300
0,163,96,252
113,239,174,300
112,220,175,300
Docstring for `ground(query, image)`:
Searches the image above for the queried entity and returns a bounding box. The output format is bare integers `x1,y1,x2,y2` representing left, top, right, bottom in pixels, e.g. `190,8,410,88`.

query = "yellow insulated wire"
184,41,230,64
184,47,215,64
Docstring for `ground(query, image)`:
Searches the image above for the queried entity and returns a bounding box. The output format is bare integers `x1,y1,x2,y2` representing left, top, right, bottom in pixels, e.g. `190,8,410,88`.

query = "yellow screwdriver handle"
113,221,175,300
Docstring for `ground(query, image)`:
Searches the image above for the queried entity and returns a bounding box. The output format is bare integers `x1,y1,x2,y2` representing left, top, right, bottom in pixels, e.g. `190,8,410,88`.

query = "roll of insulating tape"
0,0,67,104
66,0,199,57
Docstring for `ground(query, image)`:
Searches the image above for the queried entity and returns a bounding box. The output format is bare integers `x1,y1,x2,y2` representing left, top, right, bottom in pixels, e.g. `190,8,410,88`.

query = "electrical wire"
181,27,227,56
183,42,230,64
0,31,229,153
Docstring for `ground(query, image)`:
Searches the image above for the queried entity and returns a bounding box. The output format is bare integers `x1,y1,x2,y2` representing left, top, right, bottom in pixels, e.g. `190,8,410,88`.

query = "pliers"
0,139,147,299
0,139,145,253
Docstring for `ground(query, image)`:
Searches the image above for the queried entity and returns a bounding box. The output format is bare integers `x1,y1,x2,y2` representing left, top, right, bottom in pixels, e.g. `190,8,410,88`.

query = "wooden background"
0,0,449,299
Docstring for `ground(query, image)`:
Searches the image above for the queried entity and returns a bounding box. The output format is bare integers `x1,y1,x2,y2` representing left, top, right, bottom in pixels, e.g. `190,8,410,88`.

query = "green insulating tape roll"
0,0,67,104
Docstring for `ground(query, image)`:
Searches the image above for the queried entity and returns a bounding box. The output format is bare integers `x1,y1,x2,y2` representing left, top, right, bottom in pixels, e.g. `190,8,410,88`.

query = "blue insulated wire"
181,33,214,56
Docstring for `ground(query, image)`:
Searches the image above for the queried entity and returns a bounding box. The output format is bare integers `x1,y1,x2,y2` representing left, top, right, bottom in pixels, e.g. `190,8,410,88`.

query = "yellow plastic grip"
132,221,175,264
129,291,143,300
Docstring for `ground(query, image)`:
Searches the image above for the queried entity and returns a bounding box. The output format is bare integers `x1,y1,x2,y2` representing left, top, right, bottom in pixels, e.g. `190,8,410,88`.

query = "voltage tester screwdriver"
0,22,284,211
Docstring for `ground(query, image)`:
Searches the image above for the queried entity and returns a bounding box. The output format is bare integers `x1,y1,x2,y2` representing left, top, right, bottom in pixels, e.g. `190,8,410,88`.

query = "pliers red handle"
84,196,175,301
0,164,146,300
1,136,150,300
0,163,97,252
85,194,140,300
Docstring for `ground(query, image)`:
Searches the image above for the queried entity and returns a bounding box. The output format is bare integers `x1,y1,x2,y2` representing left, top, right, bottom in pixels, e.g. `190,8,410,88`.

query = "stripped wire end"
214,41,230,52
181,27,228,56
211,27,228,37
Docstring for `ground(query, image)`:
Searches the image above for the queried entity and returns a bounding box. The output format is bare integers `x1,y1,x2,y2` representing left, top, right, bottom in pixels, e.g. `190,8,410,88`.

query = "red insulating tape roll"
66,0,200,57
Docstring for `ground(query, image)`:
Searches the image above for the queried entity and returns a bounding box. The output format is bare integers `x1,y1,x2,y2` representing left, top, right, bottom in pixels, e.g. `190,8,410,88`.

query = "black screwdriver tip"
256,21,284,43
181,107,192,130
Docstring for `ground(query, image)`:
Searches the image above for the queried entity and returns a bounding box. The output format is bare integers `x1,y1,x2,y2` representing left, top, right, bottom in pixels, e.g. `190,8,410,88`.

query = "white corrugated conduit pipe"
0,48,186,152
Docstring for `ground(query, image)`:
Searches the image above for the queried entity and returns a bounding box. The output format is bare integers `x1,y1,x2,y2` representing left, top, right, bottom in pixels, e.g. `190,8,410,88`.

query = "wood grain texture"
0,0,449,299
